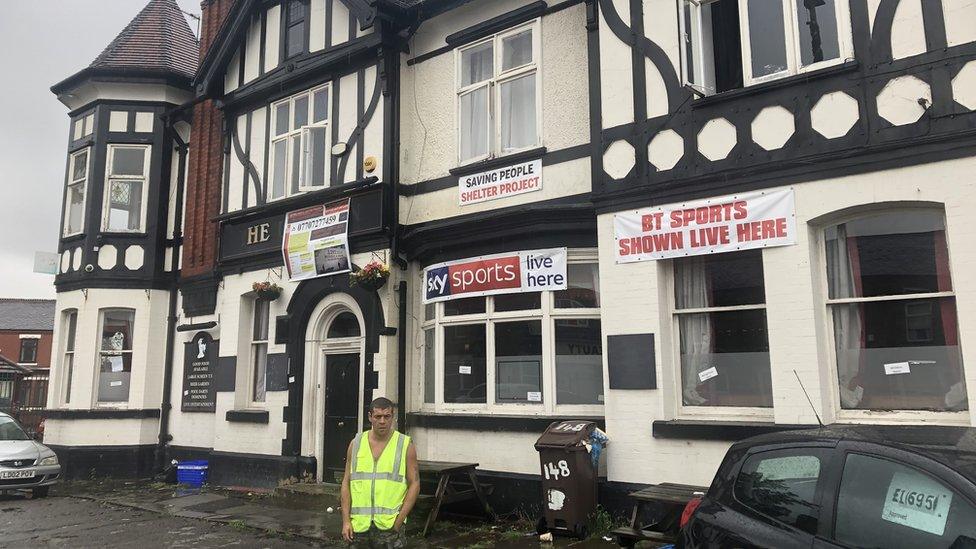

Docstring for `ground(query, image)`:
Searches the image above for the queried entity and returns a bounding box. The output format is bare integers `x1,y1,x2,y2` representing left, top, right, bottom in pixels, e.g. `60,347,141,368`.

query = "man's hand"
392,517,404,532
342,520,354,542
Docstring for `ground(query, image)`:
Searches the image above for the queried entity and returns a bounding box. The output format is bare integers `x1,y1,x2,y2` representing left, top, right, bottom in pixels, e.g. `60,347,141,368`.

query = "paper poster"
282,199,351,281
527,391,542,402
614,188,796,262
882,470,953,535
885,362,912,375
459,365,472,375
698,367,719,382
423,248,567,304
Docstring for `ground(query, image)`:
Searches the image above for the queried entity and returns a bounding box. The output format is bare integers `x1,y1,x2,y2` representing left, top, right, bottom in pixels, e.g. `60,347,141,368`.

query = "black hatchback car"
678,425,976,549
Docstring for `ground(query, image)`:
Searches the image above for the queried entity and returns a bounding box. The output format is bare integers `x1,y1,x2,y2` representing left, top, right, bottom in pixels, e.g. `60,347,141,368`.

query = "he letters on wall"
614,188,797,262
282,198,352,281
424,248,567,304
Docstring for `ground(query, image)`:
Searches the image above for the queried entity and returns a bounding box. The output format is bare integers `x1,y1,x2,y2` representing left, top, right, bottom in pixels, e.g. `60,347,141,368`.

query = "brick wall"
0,330,53,368
181,0,235,280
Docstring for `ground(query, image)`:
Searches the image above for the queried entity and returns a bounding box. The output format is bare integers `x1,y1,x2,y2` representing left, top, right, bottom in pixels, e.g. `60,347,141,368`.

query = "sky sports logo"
424,249,567,304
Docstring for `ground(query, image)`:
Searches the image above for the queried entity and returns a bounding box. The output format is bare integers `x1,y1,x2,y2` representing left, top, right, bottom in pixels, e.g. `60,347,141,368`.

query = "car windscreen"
0,417,30,441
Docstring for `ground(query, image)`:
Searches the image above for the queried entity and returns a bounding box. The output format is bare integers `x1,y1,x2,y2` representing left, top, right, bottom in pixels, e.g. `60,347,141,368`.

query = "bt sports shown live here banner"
614,188,796,263
424,248,567,304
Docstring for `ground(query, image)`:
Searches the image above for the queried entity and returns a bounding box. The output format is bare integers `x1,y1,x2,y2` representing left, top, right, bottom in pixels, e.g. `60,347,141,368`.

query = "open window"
680,0,851,96
269,84,331,200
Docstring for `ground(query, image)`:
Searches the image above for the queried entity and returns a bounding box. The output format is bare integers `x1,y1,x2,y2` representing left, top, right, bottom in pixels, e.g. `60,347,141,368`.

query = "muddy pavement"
0,492,319,548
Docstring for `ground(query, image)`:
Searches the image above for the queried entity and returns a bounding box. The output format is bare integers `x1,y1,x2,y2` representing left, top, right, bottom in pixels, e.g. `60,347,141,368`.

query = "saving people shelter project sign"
424,248,567,303
614,188,796,262
282,199,352,281
458,159,542,206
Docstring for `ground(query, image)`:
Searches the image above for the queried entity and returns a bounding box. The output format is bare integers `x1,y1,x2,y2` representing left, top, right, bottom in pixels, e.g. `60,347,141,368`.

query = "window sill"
691,60,859,108
43,408,160,420
450,147,547,177
407,412,604,432
226,409,269,424
652,420,814,441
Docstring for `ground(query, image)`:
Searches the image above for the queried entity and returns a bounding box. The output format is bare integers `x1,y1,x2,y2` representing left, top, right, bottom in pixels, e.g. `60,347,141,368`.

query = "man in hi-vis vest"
341,397,420,548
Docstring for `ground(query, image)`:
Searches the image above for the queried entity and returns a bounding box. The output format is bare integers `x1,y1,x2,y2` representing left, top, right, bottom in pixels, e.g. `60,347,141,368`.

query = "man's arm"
340,439,355,541
394,442,420,531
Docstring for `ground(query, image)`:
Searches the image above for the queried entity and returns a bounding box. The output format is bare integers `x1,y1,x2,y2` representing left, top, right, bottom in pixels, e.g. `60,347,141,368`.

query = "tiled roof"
0,299,56,332
89,0,199,80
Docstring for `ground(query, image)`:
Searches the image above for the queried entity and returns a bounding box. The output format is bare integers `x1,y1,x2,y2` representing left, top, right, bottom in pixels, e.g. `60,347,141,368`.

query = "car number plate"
0,470,35,480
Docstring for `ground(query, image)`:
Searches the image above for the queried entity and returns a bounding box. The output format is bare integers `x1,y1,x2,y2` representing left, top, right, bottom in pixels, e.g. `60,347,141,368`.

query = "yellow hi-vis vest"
349,430,410,533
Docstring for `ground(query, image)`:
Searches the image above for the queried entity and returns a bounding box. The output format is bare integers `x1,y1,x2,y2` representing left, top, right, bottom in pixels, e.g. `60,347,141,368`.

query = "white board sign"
614,188,796,262
458,159,542,206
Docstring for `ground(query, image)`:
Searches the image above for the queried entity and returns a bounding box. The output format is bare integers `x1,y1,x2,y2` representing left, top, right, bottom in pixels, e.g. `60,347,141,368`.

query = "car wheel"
32,486,50,498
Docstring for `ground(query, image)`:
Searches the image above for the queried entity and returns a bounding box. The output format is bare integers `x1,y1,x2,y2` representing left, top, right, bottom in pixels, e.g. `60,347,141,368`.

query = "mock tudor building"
44,0,976,508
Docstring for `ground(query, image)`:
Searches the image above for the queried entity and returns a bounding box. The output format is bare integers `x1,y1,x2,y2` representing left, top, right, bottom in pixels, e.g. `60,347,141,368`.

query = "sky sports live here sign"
614,188,796,262
459,159,542,206
424,248,567,304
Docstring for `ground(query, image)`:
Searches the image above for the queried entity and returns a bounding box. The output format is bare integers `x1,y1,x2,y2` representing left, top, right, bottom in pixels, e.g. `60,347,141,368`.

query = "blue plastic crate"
176,460,209,487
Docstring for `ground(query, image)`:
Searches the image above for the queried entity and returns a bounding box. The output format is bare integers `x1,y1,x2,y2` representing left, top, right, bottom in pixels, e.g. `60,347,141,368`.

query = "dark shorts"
349,525,407,549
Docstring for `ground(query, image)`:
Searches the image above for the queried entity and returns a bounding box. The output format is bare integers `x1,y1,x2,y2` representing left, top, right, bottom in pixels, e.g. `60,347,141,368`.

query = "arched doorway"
302,295,365,483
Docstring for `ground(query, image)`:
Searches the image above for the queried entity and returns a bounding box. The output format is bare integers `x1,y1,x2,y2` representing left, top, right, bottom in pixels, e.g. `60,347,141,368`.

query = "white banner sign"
458,159,542,206
614,188,796,263
282,199,351,281
423,248,567,304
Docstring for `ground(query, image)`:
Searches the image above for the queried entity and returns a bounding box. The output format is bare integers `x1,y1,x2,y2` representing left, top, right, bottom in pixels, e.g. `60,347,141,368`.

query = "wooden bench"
611,482,708,547
419,461,496,537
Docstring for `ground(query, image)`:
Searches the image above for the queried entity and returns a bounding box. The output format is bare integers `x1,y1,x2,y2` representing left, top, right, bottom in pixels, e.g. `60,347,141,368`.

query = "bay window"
102,145,150,233
269,84,331,200
64,148,89,236
97,309,135,403
456,21,540,164
421,258,602,413
673,250,773,408
824,210,967,412
680,0,851,95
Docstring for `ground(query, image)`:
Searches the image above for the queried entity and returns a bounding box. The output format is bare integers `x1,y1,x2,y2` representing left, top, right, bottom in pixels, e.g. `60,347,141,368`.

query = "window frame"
101,144,152,234
817,208,968,424
59,310,78,405
249,298,270,405
64,147,91,237
668,251,775,421
283,0,308,60
268,83,332,201
679,0,853,94
454,19,543,166
73,112,95,141
94,307,136,407
419,252,603,416
18,337,39,365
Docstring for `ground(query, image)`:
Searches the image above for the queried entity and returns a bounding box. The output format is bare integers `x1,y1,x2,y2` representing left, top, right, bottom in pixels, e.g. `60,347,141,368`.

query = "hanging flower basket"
252,281,282,301
350,261,390,291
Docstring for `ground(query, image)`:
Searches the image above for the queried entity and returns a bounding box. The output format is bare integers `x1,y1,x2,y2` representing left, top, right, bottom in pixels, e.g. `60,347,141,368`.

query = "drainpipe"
397,280,407,430
155,131,189,472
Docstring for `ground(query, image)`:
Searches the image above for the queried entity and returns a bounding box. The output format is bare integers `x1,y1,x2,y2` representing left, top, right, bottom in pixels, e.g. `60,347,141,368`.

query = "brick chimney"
181,0,235,283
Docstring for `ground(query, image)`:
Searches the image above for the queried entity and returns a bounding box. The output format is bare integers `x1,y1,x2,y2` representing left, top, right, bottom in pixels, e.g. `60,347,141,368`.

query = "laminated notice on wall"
884,362,912,375
698,367,719,382
882,470,953,535
459,365,472,375
282,199,351,282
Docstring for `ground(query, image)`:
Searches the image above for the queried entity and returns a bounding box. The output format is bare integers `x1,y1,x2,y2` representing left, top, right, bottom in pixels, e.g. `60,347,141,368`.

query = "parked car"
678,425,976,549
0,411,60,497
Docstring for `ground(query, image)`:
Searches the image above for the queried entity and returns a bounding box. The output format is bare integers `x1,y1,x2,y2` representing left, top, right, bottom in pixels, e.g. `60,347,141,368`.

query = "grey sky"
0,0,200,299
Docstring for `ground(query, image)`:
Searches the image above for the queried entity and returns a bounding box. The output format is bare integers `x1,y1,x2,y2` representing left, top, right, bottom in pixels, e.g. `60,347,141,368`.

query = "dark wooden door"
324,353,360,483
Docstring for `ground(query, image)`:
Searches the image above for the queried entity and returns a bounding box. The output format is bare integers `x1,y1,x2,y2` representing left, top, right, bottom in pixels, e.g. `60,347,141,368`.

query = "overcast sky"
0,0,200,299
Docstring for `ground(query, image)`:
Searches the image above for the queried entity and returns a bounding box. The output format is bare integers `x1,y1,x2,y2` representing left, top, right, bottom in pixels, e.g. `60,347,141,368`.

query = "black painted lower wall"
47,444,157,480
167,446,315,489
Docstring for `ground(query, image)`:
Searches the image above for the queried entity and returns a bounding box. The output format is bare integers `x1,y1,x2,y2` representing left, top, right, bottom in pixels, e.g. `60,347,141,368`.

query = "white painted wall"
598,157,976,486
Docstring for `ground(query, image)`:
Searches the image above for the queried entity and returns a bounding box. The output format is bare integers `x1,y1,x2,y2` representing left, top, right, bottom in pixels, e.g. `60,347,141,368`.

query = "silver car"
0,412,60,497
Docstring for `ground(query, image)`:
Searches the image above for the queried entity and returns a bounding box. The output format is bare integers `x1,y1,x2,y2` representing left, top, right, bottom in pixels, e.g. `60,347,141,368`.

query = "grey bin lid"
535,420,596,450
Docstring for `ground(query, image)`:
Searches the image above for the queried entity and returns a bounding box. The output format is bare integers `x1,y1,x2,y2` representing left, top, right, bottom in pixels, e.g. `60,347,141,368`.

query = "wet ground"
0,481,664,548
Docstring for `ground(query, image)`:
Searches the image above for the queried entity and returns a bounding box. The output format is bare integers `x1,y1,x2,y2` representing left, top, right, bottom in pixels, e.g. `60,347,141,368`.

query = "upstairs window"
64,148,90,237
456,21,541,164
284,0,307,59
269,84,331,200
680,0,851,95
19,337,39,364
102,145,151,233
